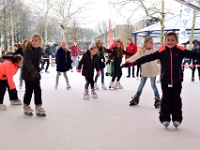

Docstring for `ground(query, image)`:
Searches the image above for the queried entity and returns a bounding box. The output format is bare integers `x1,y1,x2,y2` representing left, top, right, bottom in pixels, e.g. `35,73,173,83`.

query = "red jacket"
109,42,124,50
126,43,137,59
0,61,18,90
69,45,82,56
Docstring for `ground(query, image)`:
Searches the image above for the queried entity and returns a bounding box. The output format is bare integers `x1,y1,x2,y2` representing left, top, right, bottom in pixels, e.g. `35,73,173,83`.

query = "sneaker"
10,99,22,105
173,121,181,128
162,121,170,128
36,105,46,116
0,104,7,111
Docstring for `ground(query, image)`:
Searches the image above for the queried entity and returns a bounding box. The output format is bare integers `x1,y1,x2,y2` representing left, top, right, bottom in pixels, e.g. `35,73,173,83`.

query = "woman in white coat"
126,37,161,109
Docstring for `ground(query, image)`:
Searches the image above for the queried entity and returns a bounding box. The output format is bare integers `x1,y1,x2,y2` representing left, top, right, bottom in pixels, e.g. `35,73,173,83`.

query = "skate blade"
67,87,71,90
36,113,46,117
24,112,33,116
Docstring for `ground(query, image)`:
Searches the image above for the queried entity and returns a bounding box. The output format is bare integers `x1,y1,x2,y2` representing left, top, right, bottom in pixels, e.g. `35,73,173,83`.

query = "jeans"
128,66,135,76
136,77,159,97
95,68,104,83
71,56,79,70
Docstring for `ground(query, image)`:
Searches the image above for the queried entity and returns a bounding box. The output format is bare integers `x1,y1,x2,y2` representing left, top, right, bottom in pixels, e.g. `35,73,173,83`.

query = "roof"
132,14,200,37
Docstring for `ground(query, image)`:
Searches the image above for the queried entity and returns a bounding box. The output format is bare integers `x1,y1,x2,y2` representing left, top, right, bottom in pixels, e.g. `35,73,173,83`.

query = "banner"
179,6,192,44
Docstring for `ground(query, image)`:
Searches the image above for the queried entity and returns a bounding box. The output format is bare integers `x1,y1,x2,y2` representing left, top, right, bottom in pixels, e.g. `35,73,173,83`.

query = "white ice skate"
36,105,46,117
91,89,98,99
55,83,58,89
94,83,99,90
162,121,170,128
83,90,90,100
173,121,181,128
109,82,117,89
101,83,107,90
24,105,33,116
10,99,22,105
115,81,123,89
0,104,7,111
67,83,71,90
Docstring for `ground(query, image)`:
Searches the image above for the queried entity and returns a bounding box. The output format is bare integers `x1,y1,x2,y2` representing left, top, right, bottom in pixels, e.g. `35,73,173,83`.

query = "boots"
129,94,140,106
154,96,161,109
115,81,123,89
109,81,117,89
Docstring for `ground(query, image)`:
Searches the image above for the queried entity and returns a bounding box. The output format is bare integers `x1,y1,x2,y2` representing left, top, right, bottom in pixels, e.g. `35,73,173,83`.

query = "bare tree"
95,21,108,46
189,10,197,50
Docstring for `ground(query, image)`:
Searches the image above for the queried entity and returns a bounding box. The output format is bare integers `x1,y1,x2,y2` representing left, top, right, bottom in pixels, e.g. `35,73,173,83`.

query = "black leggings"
23,80,42,105
112,61,122,82
0,80,18,104
85,77,94,90
136,65,141,77
41,58,50,71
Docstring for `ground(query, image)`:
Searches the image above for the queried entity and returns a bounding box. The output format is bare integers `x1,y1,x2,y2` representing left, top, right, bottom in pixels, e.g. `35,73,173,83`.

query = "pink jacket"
69,45,82,56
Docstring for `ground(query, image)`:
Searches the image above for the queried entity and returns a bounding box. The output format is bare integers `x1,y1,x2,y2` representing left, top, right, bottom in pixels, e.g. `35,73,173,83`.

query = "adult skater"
55,41,72,90
0,55,23,110
132,32,200,128
108,40,132,89
22,35,46,116
77,46,100,100
125,37,161,109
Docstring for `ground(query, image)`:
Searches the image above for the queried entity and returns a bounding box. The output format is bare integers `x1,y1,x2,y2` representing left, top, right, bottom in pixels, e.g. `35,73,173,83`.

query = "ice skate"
154,96,161,109
191,77,194,82
91,89,98,99
0,104,7,111
67,83,71,90
94,83,99,90
109,81,117,89
101,83,107,90
162,121,170,128
83,90,90,100
173,121,181,128
129,95,140,106
10,99,22,105
19,82,23,89
24,105,33,116
36,105,46,117
115,81,123,89
55,83,58,89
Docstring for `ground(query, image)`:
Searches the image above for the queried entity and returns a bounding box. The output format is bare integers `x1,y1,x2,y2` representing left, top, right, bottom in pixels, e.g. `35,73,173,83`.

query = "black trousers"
41,59,50,71
128,66,135,76
85,77,94,90
159,83,182,123
192,65,200,78
136,65,141,77
112,61,122,82
23,80,42,105
0,80,18,104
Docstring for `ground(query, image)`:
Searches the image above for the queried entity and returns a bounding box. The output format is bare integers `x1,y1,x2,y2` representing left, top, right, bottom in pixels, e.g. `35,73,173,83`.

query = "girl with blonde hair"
126,37,161,109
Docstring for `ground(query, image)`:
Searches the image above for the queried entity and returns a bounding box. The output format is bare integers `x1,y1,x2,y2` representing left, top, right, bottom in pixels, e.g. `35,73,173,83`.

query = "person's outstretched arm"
136,52,160,65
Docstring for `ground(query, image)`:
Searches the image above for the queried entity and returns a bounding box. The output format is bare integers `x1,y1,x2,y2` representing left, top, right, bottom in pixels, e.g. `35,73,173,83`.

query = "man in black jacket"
41,42,53,73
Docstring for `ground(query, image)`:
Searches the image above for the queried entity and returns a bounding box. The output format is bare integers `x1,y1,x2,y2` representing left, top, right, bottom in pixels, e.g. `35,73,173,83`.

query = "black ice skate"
154,96,161,109
129,95,140,106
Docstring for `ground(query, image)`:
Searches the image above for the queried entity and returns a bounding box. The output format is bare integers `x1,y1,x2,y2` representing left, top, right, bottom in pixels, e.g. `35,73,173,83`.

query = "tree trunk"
160,0,165,45
44,19,48,44
189,10,196,50
10,9,15,50
63,28,66,41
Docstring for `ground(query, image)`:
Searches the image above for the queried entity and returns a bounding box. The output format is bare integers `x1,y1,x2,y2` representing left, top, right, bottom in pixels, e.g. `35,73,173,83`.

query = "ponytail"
0,55,23,64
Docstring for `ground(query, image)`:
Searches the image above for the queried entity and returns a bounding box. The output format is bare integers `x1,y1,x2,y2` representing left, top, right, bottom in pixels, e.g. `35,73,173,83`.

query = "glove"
77,69,81,73
31,70,39,79
97,71,101,77
10,88,17,95
106,59,111,65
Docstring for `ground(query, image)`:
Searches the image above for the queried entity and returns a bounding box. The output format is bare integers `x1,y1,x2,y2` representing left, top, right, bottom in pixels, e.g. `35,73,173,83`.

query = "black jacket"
43,45,52,58
191,48,200,64
78,50,99,78
97,47,112,69
22,46,43,81
136,45,200,84
13,47,23,56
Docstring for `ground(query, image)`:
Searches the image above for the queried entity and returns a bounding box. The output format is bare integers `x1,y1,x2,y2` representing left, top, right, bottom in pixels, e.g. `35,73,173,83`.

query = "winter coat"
22,46,43,82
191,48,200,64
13,47,23,56
125,42,137,59
69,45,82,56
78,50,99,78
97,47,112,69
136,45,200,84
127,48,159,78
43,45,52,58
55,47,72,72
0,61,19,90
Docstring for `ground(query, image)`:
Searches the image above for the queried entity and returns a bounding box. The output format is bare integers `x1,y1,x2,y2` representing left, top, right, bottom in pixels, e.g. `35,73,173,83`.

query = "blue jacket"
136,45,200,84
55,47,72,72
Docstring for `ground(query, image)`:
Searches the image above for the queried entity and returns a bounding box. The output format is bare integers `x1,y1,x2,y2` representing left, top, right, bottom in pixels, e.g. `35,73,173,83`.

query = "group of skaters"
1,32,200,129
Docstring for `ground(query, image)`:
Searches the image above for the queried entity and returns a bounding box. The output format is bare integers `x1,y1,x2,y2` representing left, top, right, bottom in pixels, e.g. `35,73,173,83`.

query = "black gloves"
10,89,17,94
31,70,39,79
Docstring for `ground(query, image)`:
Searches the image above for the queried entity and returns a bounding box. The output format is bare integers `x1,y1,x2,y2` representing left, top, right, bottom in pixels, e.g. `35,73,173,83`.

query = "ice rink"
1,66,200,150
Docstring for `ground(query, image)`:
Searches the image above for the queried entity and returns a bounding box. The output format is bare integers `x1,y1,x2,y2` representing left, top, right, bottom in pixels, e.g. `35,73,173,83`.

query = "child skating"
125,37,161,109
22,35,46,116
0,55,23,110
78,46,100,100
55,41,72,90
134,32,200,128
